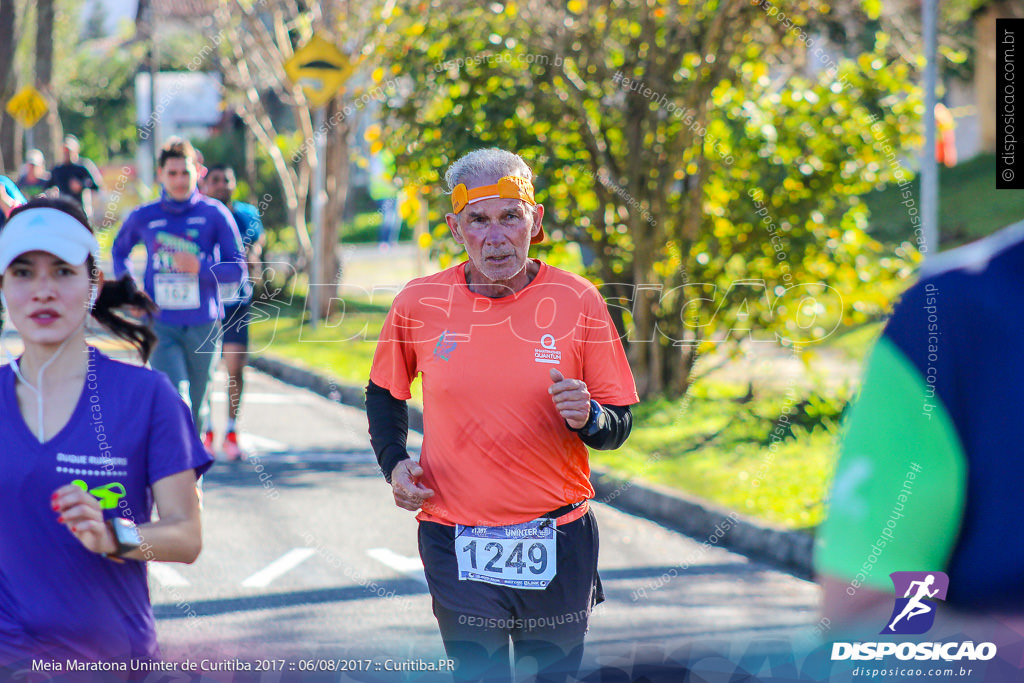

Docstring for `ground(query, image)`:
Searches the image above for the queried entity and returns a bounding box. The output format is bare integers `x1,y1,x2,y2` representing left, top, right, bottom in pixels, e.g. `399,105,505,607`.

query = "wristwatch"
572,399,606,436
106,518,142,557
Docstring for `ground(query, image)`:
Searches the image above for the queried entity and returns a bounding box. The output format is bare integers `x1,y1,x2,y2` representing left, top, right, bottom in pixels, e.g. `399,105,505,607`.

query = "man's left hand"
549,368,592,430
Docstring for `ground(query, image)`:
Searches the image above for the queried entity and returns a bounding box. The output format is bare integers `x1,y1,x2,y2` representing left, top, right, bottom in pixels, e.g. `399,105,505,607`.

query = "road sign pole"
283,34,351,329
309,107,327,329
922,0,939,256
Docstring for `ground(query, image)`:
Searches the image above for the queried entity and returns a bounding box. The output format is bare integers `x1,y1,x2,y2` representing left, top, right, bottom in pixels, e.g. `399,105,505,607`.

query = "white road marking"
149,563,191,587
367,548,428,585
238,433,288,452
242,548,317,588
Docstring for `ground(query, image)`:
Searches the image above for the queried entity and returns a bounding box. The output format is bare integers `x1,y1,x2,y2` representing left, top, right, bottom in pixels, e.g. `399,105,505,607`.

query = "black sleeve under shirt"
365,380,410,483
570,403,633,450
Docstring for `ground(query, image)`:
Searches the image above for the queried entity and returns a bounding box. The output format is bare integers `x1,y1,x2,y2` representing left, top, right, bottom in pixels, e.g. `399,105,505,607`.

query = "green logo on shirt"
72,479,126,510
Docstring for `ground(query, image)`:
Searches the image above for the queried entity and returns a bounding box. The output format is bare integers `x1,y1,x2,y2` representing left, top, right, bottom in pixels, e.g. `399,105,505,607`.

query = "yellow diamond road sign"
6,86,48,128
284,36,353,108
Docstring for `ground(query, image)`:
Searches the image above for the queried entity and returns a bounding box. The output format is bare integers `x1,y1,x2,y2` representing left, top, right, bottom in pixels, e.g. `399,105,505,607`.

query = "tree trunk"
629,223,663,399
244,124,257,197
213,1,313,267
34,0,58,163
319,95,348,319
232,96,310,266
0,116,18,175
0,0,17,173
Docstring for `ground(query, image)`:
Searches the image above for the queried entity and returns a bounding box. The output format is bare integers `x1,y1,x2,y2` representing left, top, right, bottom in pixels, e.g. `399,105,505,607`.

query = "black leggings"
432,599,586,683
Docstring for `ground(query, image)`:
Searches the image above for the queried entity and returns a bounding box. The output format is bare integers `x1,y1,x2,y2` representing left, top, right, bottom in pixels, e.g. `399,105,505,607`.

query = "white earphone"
1,283,94,442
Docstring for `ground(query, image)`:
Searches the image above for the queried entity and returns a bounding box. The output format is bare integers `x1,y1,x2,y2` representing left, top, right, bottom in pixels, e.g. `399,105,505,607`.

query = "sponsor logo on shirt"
186,216,206,225
434,329,458,361
56,452,128,468
147,219,168,229
534,334,561,364
72,479,127,510
55,452,129,477
831,571,998,663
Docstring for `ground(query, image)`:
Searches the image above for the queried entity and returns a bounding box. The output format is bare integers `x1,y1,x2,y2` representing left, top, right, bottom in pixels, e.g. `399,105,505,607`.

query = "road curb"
249,355,424,431
589,470,813,578
249,353,814,578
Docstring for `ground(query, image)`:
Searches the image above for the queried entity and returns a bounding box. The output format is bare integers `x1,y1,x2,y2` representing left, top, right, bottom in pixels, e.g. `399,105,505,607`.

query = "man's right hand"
390,460,435,511
171,252,201,274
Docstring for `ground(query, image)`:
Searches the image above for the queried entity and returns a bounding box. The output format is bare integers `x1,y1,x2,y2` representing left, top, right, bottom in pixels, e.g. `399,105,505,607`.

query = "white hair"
445,149,537,219
445,148,533,192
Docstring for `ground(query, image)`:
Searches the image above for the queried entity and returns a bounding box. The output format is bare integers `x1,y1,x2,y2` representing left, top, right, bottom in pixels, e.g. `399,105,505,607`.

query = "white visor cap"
0,208,100,274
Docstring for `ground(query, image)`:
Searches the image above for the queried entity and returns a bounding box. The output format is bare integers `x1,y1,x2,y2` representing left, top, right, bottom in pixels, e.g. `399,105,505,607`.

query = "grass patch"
249,291,388,383
592,378,847,530
248,288,423,404
341,210,413,244
863,152,1021,248
820,320,886,363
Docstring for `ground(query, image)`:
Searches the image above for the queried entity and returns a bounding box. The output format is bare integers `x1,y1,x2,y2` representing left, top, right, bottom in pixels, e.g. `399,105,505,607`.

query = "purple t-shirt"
0,347,213,666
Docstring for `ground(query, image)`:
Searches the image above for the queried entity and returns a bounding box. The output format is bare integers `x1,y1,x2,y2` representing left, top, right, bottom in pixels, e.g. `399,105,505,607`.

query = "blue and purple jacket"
112,189,245,326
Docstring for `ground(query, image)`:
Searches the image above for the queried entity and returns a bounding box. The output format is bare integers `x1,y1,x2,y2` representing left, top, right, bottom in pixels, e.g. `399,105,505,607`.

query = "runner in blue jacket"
112,138,245,445
202,164,266,460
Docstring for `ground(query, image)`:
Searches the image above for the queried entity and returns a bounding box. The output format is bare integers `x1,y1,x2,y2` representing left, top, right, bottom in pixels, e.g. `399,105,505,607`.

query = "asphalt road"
146,366,823,679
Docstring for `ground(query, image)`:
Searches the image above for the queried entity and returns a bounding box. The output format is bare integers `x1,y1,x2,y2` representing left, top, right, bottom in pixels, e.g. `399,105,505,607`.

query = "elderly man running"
366,148,638,681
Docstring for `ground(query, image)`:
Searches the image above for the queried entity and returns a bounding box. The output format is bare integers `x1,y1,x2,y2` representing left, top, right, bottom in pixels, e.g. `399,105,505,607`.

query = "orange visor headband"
451,175,536,214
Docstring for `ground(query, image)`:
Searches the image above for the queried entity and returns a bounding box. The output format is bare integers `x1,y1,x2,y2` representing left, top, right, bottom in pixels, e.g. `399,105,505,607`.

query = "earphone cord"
0,292,90,442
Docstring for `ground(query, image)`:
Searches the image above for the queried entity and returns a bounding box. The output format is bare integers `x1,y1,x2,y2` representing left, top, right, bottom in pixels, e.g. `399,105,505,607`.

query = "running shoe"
222,430,247,461
202,430,216,458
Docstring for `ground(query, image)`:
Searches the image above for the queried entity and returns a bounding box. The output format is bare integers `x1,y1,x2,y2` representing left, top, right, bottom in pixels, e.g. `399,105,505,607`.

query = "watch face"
114,518,142,547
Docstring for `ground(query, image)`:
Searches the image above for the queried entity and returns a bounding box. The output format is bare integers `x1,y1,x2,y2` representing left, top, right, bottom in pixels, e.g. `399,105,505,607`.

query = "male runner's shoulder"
229,200,264,248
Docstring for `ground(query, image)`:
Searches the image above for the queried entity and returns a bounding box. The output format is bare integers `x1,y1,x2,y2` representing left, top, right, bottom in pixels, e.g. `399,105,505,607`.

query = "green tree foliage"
57,9,223,165
59,41,144,164
195,129,290,234
378,0,928,398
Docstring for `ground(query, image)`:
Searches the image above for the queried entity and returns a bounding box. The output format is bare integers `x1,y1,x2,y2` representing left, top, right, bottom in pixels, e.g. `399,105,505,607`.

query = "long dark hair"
6,198,159,362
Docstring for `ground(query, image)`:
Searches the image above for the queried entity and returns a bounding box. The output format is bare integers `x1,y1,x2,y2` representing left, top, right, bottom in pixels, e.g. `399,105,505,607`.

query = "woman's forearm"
121,514,202,563
118,470,203,563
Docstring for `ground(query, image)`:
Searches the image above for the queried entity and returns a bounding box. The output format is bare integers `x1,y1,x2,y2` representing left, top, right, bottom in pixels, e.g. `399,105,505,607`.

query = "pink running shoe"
222,431,247,461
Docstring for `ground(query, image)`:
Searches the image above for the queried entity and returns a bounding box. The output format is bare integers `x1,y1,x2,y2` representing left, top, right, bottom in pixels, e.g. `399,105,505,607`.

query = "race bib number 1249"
454,518,556,589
